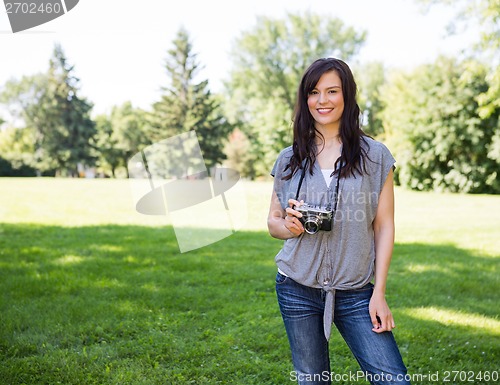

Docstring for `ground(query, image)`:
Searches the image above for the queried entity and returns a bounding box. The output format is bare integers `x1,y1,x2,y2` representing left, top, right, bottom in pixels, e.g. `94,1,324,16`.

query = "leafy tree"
355,61,386,138
418,0,500,149
418,0,499,54
0,155,35,176
94,102,150,177
149,27,232,170
225,11,366,177
0,126,37,176
382,56,499,193
0,74,45,172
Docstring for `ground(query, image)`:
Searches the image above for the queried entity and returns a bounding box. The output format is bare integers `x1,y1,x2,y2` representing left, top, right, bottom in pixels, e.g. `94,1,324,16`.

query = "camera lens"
304,217,321,234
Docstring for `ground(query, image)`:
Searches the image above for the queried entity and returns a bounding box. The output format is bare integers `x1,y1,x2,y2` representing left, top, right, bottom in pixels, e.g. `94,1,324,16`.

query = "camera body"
295,203,333,234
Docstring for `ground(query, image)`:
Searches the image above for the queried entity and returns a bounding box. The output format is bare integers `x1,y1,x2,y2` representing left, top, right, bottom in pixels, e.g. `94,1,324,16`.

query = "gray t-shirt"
271,136,395,290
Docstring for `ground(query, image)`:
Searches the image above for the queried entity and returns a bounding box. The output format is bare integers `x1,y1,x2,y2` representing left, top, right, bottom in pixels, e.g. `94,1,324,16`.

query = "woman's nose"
318,92,328,103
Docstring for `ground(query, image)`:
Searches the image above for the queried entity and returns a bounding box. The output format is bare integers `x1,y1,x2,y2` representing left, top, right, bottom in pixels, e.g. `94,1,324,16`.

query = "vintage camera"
295,203,333,234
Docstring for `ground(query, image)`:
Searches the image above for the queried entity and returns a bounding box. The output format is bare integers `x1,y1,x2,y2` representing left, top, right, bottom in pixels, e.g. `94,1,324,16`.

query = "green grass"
0,178,499,384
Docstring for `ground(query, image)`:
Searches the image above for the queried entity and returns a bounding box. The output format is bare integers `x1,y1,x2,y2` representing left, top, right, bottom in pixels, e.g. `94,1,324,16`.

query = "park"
1,1,499,384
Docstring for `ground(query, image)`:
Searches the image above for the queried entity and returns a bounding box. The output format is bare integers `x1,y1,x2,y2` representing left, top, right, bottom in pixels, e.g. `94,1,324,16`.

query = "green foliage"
225,12,366,177
355,61,387,137
419,0,499,50
382,57,500,193
0,156,36,176
42,44,96,176
2,9,499,195
0,125,37,171
465,0,500,120
418,0,500,117
0,73,47,170
150,28,232,169
0,44,96,176
94,102,150,177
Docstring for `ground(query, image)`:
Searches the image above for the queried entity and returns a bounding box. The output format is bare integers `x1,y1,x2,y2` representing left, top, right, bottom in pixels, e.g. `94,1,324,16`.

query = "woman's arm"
267,190,304,240
369,169,396,333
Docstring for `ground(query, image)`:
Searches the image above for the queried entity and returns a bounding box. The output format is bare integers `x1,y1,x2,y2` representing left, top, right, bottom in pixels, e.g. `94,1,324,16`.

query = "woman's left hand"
369,291,396,333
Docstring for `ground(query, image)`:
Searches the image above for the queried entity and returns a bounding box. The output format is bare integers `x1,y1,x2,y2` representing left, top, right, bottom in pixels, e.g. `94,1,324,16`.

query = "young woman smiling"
268,58,410,385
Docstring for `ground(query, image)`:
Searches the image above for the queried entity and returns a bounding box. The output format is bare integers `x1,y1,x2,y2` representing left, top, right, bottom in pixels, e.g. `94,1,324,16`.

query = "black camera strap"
295,156,343,211
294,159,308,201
331,159,343,213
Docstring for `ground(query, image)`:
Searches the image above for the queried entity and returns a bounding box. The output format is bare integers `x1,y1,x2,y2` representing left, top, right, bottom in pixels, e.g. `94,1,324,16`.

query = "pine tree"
0,44,96,176
42,44,96,176
150,28,231,170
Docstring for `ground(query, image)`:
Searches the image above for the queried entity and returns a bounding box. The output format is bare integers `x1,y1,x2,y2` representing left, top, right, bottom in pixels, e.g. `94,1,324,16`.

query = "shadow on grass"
386,243,499,375
0,223,498,384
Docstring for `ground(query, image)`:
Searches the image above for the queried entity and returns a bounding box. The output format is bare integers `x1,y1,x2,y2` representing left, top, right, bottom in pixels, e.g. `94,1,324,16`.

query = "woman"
267,58,410,385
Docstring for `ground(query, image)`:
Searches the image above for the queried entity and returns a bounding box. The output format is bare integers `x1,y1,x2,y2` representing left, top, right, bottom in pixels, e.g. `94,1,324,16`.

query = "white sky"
0,0,478,116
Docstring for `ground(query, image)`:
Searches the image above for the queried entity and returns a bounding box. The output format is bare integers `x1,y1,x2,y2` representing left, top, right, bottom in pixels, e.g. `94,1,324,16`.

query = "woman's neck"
315,131,342,149
315,135,341,146
314,127,342,169
314,123,340,145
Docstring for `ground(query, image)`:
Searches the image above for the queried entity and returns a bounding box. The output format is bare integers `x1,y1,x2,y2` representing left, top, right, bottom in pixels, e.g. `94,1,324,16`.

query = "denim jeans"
276,272,410,385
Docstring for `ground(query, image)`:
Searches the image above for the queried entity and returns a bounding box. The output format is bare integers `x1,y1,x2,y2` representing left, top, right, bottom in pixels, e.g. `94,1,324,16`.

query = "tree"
381,56,500,193
149,27,232,170
418,0,499,53
94,102,150,177
0,74,46,172
418,0,500,133
94,113,119,177
42,44,96,176
225,12,366,177
0,44,96,176
0,125,37,176
355,62,387,138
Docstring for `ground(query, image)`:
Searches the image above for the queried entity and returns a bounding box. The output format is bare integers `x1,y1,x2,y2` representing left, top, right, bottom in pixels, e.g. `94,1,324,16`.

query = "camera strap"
331,159,343,213
294,156,343,211
294,159,308,201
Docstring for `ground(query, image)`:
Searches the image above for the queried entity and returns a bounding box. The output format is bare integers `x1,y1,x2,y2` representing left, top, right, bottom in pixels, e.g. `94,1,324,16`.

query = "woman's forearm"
373,223,395,295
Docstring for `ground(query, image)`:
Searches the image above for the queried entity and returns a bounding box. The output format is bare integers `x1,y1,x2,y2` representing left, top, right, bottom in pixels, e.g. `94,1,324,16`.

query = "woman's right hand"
284,199,305,237
268,192,305,239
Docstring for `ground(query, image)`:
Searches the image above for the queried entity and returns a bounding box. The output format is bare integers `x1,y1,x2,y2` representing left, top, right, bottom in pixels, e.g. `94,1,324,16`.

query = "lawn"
0,178,499,385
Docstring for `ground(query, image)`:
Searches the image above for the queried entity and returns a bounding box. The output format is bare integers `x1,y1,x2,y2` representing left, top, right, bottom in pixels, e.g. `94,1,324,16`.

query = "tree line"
1,2,499,193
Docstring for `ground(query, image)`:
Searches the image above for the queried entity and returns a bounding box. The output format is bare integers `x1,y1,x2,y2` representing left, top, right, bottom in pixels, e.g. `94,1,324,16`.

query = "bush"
0,157,36,177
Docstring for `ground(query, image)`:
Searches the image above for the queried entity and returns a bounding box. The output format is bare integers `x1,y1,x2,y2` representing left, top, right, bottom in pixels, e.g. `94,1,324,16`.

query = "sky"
0,0,478,117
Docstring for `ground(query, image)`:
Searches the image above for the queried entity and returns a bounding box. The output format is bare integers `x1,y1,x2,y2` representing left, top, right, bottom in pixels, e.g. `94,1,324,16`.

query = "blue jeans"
276,272,410,385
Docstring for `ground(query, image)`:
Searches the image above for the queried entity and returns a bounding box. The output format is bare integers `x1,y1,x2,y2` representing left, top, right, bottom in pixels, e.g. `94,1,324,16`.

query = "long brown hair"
284,58,370,180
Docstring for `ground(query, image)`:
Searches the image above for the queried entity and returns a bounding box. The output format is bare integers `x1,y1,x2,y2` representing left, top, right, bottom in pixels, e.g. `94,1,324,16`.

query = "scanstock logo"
3,0,79,33
128,131,248,253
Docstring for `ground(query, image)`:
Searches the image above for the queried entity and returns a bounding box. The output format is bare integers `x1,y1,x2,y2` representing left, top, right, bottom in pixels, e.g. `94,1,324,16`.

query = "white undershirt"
321,168,334,186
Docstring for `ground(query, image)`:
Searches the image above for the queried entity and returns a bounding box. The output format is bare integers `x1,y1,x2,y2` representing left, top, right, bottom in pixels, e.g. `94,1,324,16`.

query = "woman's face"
307,70,344,130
